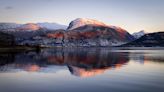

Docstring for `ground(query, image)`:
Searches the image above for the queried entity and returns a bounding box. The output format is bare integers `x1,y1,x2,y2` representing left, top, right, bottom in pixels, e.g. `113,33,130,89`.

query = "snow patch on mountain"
132,30,145,39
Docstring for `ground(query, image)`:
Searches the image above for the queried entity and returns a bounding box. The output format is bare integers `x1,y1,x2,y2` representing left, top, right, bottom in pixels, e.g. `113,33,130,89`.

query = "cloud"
5,6,13,10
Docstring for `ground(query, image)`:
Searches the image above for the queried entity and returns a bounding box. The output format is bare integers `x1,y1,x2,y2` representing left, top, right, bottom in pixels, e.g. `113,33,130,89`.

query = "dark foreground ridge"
121,32,164,47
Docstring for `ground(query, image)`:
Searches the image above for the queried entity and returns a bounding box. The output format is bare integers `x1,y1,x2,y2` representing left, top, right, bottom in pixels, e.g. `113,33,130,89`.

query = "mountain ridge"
2,18,163,47
121,32,164,47
0,22,67,31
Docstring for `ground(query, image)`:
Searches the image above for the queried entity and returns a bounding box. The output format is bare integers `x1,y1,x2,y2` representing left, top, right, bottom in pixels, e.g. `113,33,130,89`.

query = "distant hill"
37,22,67,30
121,32,164,47
17,23,41,31
0,22,67,31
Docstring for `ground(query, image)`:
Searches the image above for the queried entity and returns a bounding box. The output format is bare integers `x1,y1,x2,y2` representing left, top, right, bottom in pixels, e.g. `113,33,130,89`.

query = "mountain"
37,22,67,30
121,32,164,47
20,18,134,47
63,18,135,46
0,25,47,43
0,22,67,44
0,19,135,47
132,30,145,39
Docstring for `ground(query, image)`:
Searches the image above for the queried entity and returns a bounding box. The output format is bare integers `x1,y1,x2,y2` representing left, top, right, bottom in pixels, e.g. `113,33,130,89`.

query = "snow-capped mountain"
37,22,67,30
64,18,134,46
42,18,135,47
0,19,135,47
132,30,145,39
67,18,109,30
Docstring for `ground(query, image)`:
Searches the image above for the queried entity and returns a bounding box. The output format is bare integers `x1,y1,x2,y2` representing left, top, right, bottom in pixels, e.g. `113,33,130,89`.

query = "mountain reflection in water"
0,48,164,77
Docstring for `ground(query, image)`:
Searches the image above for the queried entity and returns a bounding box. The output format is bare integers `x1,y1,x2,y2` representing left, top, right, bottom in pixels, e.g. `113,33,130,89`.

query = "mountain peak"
18,23,41,31
67,18,108,30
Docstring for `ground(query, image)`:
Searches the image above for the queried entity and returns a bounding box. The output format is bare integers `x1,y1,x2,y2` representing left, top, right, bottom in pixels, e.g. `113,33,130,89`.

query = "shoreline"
0,46,164,52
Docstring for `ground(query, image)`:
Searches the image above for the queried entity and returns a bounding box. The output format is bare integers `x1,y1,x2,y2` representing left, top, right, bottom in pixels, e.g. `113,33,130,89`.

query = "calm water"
0,47,164,92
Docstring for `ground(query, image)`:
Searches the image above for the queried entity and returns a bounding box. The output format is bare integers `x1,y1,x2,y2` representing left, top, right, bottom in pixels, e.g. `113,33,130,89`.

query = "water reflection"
0,48,164,77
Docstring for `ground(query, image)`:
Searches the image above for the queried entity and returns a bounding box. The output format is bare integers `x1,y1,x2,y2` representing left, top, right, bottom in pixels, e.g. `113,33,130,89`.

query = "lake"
0,47,164,92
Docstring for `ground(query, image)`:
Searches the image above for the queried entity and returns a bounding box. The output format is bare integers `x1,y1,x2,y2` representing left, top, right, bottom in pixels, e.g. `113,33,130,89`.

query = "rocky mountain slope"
0,18,135,47
46,18,134,46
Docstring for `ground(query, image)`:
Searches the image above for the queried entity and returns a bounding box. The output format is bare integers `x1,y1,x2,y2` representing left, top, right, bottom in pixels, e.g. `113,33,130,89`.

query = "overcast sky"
0,0,164,33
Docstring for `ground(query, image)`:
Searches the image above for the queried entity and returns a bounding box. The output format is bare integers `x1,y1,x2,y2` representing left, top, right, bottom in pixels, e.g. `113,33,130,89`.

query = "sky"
0,0,164,33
